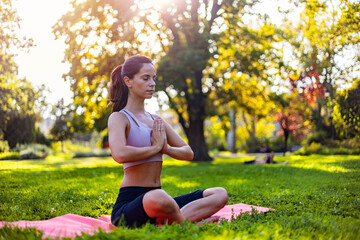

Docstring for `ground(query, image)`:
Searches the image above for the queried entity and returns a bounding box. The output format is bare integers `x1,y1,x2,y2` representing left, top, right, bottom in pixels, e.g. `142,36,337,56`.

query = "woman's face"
127,63,156,99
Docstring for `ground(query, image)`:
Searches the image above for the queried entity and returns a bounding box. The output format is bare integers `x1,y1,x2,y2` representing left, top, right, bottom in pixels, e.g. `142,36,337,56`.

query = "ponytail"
109,65,128,112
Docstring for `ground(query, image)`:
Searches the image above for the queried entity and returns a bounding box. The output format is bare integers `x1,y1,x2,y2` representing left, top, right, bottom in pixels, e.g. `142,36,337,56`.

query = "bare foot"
197,216,221,226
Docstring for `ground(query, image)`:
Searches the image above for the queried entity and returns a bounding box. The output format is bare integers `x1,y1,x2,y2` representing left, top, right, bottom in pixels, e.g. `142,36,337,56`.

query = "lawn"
0,154,359,239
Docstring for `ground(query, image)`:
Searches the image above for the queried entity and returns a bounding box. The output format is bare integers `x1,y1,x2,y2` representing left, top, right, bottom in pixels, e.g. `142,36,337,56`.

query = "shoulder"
108,111,129,127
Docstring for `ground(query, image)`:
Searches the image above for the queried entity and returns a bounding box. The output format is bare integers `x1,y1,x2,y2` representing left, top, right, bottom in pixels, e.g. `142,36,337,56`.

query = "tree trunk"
329,80,335,140
227,109,237,153
186,118,213,161
251,112,256,139
283,130,289,156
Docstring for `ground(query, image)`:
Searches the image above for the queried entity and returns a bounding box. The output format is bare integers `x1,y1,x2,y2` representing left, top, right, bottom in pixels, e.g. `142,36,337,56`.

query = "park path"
212,152,293,158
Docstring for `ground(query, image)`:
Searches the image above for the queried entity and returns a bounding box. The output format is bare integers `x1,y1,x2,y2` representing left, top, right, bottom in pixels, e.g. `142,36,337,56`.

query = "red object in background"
288,65,325,106
104,142,109,149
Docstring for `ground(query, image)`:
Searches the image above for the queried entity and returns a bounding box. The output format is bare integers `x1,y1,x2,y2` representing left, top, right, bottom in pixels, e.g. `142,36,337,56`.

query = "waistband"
119,186,161,193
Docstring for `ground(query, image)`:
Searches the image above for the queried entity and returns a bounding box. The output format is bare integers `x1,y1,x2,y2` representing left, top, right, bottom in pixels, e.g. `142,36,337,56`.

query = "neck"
125,96,146,114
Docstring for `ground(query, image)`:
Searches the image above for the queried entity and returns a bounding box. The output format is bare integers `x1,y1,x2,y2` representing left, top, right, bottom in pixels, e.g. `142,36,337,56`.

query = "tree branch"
208,0,222,30
161,11,180,44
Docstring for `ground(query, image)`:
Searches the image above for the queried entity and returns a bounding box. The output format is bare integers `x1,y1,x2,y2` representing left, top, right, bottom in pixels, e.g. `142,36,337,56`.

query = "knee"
144,190,179,215
218,187,229,206
209,187,229,208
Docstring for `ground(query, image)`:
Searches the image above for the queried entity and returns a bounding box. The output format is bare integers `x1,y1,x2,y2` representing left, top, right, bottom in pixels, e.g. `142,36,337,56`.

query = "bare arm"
108,112,164,164
160,118,194,161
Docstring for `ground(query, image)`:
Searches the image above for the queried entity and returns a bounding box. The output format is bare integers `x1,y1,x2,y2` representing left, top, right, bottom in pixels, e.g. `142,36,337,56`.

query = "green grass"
1,154,360,239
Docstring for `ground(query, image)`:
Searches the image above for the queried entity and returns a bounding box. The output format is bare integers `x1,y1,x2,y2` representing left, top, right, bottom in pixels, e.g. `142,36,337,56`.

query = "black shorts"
111,186,204,227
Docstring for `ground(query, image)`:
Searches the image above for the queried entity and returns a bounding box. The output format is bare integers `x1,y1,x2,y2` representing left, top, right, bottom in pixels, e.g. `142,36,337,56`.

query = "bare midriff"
120,161,163,188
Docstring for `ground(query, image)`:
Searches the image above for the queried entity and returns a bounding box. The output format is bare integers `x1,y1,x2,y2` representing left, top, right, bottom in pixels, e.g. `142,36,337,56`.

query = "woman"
108,55,228,227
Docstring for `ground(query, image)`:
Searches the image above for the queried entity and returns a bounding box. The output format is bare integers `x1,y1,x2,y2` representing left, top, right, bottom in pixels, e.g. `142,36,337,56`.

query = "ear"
123,76,132,88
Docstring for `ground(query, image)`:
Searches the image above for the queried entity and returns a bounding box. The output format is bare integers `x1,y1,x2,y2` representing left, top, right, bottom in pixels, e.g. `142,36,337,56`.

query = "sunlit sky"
13,0,295,114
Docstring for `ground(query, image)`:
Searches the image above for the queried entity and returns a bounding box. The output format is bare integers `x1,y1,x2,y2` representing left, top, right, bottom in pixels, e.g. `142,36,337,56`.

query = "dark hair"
109,55,153,112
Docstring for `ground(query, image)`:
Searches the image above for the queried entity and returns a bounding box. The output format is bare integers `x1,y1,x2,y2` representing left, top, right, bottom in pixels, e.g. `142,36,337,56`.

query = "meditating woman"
108,55,228,227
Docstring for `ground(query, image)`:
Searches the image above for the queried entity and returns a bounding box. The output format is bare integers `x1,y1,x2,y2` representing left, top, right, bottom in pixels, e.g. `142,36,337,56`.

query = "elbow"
112,151,127,164
187,148,194,161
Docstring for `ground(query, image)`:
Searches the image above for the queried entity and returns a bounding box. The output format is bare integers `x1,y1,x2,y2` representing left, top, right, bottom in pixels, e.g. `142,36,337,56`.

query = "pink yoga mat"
0,203,272,239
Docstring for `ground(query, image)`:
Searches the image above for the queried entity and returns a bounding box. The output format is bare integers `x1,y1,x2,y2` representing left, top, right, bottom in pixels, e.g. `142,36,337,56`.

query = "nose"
150,78,156,87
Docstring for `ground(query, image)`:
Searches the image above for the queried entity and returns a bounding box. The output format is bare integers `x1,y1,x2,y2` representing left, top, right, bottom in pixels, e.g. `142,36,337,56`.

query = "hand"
151,118,167,152
160,123,168,154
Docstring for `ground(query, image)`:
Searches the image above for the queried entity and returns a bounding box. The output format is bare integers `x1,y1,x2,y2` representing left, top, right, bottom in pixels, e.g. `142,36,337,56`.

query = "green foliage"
13,143,52,160
302,131,328,146
34,127,51,146
73,149,111,158
0,226,43,240
0,152,20,160
207,17,281,151
295,142,360,155
204,116,227,151
244,136,262,153
51,140,91,154
0,155,360,238
4,114,37,149
0,0,40,149
50,99,74,147
0,0,33,75
284,0,360,140
268,136,287,152
334,79,360,138
0,140,9,153
325,138,360,149
0,78,44,148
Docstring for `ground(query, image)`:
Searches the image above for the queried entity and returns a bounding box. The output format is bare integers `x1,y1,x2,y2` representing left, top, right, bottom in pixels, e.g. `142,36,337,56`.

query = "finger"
161,122,165,133
156,121,161,132
153,119,159,131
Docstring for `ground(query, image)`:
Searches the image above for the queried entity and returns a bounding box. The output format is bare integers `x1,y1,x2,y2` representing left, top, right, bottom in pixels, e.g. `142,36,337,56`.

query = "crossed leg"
143,189,184,225
180,187,228,222
143,187,228,225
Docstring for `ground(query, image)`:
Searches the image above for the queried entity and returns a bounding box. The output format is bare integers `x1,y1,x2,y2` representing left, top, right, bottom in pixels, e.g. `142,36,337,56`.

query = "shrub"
51,140,92,153
14,143,52,160
324,137,360,149
268,136,285,152
294,143,360,155
244,136,261,153
0,152,20,160
73,148,111,158
0,141,10,153
302,131,328,146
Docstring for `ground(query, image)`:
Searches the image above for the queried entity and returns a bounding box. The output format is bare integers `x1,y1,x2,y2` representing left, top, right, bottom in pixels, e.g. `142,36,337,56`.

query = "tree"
53,0,259,161
206,17,282,152
285,0,360,140
50,99,73,152
0,0,39,148
272,93,304,156
288,65,328,133
334,79,360,138
0,0,33,75
0,78,44,148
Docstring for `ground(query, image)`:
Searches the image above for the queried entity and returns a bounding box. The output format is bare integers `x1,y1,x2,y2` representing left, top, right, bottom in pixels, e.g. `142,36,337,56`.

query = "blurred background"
1,0,359,161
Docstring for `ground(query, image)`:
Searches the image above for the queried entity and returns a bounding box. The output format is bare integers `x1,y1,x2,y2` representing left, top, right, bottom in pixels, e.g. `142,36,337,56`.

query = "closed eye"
142,75,156,81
